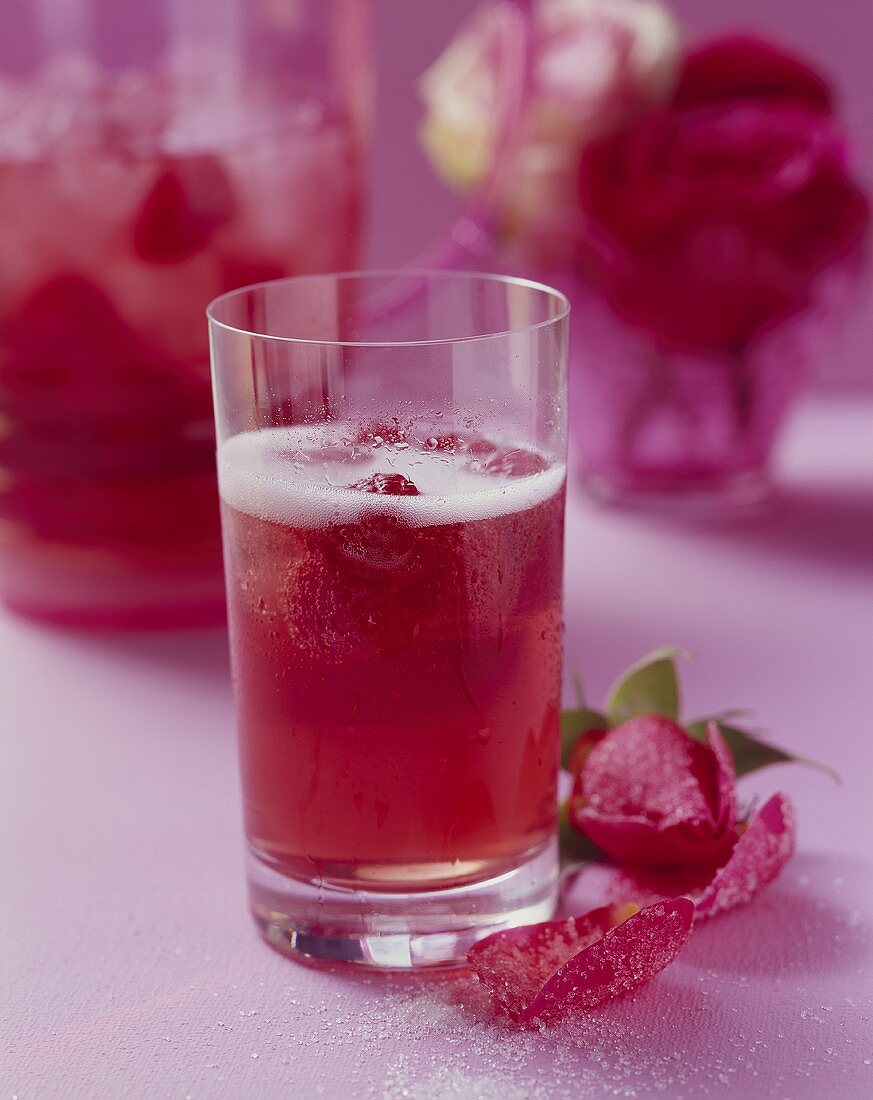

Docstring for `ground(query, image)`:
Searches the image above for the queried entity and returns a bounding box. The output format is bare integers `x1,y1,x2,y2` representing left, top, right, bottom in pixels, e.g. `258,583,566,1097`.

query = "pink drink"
0,71,362,625
219,426,565,891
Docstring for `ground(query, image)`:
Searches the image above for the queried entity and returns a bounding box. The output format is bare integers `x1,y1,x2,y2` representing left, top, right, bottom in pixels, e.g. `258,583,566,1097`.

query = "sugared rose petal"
468,899,693,1024
568,793,796,923
696,792,796,919
571,716,737,866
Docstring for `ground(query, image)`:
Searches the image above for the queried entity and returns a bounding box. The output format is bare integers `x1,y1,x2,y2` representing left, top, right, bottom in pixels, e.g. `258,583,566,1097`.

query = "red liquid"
0,77,362,626
220,428,565,890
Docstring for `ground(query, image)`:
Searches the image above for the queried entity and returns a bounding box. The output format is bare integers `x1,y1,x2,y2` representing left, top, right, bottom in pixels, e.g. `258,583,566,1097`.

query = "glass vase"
567,273,849,516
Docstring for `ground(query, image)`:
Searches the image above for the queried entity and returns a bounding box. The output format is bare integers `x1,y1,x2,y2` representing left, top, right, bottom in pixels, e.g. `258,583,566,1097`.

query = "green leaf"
558,799,602,868
561,706,607,770
687,719,840,783
605,646,687,726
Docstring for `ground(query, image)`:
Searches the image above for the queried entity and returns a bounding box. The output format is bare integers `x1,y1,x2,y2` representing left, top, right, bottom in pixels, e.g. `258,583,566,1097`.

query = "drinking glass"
208,270,569,968
0,0,368,626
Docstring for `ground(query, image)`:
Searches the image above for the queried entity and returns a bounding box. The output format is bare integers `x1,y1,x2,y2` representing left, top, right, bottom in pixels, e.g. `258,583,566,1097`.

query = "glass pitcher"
0,0,370,626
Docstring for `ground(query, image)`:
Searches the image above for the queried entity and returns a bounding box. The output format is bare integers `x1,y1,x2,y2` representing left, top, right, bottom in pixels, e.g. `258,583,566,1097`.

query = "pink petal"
571,806,731,866
707,720,738,834
696,792,796,919
467,900,694,1024
580,715,734,829
468,904,620,1020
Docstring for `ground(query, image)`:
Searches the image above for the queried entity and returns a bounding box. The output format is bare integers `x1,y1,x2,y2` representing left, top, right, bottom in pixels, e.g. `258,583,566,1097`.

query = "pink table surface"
3,395,872,1099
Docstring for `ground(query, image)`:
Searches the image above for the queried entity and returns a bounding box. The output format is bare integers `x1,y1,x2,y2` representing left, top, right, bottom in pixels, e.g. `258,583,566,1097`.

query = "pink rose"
419,0,681,262
572,793,797,923
577,36,869,353
567,713,798,921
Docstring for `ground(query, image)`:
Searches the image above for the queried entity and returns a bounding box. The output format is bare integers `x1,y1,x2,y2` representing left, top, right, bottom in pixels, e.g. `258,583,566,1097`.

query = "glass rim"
206,268,571,349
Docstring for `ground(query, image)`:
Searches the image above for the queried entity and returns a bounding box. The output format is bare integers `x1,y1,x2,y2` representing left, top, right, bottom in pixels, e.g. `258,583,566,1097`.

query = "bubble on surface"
218,427,565,530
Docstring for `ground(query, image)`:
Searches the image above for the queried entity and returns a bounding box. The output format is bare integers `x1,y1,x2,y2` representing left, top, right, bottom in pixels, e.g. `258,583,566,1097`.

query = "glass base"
579,467,772,521
248,839,559,971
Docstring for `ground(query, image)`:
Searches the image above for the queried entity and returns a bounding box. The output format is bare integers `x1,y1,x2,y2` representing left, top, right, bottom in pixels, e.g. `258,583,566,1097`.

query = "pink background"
5,397,873,1097
4,3,873,1097
371,0,873,390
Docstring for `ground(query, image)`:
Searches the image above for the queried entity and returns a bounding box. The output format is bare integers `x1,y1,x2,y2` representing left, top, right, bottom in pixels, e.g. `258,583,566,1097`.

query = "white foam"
218,427,565,529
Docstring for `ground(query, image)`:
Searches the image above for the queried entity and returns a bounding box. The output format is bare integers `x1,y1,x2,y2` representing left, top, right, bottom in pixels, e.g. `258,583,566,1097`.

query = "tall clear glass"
208,271,569,969
0,0,369,626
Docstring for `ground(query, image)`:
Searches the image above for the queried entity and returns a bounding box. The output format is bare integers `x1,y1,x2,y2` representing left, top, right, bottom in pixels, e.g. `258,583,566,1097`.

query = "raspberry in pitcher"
0,67,363,626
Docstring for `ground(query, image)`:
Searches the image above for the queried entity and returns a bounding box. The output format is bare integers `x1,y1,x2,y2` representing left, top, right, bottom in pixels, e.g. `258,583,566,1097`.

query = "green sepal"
605,646,688,726
561,706,607,770
687,718,839,783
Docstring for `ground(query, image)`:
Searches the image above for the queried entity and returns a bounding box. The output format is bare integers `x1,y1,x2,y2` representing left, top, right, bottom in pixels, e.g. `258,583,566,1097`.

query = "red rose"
674,36,831,114
569,715,738,867
566,712,798,923
577,36,869,354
